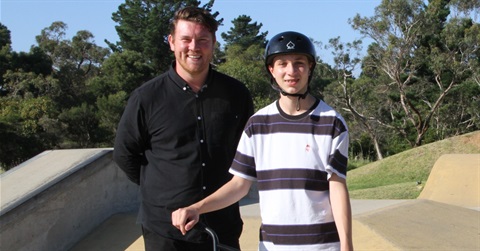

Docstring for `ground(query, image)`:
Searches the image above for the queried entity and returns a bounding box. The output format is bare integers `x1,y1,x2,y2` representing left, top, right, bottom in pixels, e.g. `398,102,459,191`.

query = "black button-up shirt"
113,63,253,242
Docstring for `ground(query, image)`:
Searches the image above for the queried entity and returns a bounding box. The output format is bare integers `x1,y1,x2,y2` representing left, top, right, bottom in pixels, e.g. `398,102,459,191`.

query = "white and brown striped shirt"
230,99,349,251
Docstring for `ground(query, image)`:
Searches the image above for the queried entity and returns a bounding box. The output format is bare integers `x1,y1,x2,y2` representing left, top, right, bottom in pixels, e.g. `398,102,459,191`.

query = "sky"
1,0,380,63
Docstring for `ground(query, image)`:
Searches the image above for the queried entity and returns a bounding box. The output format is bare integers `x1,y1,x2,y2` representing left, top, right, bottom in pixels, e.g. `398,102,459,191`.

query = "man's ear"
168,34,175,51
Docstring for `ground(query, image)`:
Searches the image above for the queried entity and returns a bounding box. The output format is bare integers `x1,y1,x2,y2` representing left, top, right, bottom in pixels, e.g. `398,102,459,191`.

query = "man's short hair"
170,7,218,36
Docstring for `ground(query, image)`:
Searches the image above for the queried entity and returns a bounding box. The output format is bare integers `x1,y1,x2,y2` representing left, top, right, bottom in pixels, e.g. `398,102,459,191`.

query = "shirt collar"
168,62,213,93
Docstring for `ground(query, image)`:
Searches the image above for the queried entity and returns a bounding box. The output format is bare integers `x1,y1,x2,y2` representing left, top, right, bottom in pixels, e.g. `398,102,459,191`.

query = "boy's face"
269,54,312,95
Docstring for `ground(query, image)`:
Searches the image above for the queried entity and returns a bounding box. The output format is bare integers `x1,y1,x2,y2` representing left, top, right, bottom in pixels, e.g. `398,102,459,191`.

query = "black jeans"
142,226,213,251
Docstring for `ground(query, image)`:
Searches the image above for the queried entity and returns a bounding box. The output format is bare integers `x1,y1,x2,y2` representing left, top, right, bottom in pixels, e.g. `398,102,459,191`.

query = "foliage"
0,96,59,169
0,0,478,172
350,0,479,149
216,44,273,110
58,103,104,148
220,15,268,51
216,15,271,111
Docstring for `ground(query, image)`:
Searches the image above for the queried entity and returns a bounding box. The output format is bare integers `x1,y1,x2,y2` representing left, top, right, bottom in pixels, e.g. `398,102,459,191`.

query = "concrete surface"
0,149,139,251
3,151,478,251
1,149,110,215
418,154,480,210
70,200,410,251
355,199,480,251
70,154,480,251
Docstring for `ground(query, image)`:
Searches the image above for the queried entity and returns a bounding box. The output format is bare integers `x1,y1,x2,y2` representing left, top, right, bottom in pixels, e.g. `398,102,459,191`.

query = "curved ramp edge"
418,154,480,209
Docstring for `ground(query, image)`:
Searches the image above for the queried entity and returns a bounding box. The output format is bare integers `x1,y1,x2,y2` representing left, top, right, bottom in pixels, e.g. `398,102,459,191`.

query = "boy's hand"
171,207,200,235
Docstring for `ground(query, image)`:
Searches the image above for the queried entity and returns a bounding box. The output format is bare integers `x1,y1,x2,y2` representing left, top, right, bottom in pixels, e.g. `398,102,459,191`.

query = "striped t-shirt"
230,99,349,251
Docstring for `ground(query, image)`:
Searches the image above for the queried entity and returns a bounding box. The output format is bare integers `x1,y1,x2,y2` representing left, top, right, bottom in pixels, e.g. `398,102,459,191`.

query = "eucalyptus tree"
323,37,387,160
35,22,110,107
0,24,61,169
351,0,479,147
34,22,110,147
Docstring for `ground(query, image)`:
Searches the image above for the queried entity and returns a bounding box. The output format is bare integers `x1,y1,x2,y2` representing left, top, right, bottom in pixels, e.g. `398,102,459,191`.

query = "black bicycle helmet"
264,31,317,83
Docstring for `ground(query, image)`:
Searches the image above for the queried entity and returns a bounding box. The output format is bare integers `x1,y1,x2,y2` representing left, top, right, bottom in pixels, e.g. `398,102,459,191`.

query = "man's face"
168,20,216,78
269,54,312,95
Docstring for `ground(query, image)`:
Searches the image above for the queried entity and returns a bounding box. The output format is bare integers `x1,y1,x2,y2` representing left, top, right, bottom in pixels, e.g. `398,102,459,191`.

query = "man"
172,31,354,251
113,6,253,251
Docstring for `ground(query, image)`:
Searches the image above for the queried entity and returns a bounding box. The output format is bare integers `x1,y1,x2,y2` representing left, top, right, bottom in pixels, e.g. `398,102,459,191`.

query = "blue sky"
2,0,380,63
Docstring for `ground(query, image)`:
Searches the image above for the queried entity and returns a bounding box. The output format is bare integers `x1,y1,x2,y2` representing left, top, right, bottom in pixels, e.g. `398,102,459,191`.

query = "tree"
0,23,13,96
35,22,109,108
217,15,270,110
351,0,479,147
89,50,153,96
323,37,385,160
0,96,59,170
450,0,480,16
0,23,10,48
221,15,268,51
217,44,272,110
96,91,128,144
58,103,103,148
88,50,154,143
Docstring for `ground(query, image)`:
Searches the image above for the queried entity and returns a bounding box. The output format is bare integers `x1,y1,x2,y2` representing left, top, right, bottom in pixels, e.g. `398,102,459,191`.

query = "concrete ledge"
1,149,111,215
0,149,140,251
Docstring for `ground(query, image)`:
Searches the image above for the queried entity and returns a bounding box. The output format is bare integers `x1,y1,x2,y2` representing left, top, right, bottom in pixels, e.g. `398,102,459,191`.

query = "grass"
347,131,480,199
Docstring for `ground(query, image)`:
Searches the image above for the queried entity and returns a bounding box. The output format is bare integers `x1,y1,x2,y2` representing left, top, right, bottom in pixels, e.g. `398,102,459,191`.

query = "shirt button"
200,139,204,143
203,186,206,190
197,116,201,120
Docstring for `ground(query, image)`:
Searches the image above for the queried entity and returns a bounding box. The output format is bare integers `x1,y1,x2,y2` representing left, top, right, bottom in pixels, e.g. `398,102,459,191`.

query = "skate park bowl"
0,149,479,250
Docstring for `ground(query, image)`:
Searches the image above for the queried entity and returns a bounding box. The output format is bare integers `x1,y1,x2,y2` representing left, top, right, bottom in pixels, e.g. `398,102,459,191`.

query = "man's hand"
171,207,200,235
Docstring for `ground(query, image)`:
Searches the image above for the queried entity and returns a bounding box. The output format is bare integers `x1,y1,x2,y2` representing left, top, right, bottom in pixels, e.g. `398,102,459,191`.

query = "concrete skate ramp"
355,199,480,250
353,154,480,250
70,154,480,250
418,154,480,209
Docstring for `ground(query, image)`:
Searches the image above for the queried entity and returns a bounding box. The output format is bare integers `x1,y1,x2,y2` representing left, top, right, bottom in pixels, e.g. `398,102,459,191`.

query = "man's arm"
172,175,252,235
330,173,354,251
112,92,145,185
112,147,143,185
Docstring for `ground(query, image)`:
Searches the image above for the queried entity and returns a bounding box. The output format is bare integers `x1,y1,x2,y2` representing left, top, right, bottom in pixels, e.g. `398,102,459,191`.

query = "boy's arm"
330,173,354,251
172,175,252,235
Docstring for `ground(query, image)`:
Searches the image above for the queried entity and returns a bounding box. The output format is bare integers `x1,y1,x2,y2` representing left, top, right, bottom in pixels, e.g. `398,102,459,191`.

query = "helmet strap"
270,78,310,111
280,86,310,111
